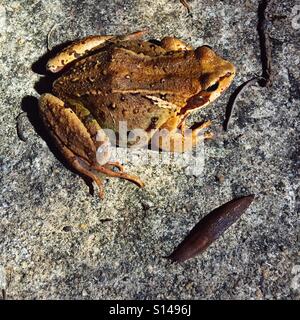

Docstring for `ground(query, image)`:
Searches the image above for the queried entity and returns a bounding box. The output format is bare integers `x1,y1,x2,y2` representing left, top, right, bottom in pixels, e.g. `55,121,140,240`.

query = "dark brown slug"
167,194,255,262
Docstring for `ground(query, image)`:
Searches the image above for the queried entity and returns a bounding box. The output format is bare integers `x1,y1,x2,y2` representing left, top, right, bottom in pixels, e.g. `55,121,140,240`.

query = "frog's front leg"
151,117,212,153
39,93,144,198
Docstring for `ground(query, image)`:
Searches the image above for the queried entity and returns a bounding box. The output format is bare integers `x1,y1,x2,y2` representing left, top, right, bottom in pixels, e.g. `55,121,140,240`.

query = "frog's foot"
92,164,144,188
191,121,214,148
160,37,193,51
151,120,212,152
70,159,144,197
39,93,144,198
106,161,125,172
47,30,148,73
190,120,213,139
57,139,106,198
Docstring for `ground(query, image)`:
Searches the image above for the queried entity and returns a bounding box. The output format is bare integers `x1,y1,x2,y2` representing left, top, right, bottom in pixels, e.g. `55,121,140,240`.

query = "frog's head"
195,45,236,104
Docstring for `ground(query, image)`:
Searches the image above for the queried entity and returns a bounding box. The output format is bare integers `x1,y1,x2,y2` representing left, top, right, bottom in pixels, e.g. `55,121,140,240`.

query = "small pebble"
142,200,154,210
82,289,88,297
79,223,88,231
216,174,225,183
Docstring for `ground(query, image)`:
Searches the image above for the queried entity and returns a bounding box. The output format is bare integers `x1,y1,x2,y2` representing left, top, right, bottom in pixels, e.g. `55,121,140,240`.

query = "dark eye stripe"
206,82,219,92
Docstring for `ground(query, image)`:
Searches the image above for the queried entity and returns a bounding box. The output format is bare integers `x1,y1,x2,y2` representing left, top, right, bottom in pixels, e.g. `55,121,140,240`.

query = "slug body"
168,194,255,262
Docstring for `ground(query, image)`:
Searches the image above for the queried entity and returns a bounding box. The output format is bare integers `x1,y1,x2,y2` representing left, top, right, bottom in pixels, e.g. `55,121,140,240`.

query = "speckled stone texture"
0,0,299,299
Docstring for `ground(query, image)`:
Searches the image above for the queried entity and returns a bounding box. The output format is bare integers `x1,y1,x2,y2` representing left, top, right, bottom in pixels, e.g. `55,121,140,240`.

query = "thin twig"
180,0,191,13
224,0,274,131
257,0,273,87
224,77,264,131
47,23,58,51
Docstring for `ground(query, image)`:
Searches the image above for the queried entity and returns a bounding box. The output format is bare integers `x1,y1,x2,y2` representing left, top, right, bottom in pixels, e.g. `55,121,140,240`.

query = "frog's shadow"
22,41,97,195
32,41,73,93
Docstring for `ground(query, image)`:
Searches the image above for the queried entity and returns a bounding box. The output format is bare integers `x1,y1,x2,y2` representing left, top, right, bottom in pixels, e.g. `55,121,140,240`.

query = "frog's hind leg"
47,35,114,73
119,29,149,41
52,133,106,198
47,29,148,73
105,161,124,172
91,164,145,188
39,93,144,198
160,37,193,51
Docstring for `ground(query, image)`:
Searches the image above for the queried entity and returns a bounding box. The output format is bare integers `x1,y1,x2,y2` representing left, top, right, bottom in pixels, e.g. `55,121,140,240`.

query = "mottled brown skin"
39,31,235,197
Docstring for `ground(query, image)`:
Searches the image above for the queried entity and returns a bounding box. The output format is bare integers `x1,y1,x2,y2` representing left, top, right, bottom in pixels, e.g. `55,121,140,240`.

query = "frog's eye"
206,82,219,92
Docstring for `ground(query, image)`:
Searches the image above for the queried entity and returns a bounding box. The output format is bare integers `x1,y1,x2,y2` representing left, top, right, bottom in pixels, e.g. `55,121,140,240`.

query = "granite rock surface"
0,0,299,299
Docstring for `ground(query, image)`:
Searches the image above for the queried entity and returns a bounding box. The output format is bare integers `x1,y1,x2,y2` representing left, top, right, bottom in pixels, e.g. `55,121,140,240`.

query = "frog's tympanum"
39,30,235,197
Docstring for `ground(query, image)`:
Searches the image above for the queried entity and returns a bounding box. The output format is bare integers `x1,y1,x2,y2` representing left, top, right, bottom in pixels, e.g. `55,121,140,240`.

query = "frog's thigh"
39,93,144,196
47,30,149,73
160,37,193,51
65,99,106,148
39,93,107,196
47,35,114,73
39,93,102,161
65,99,114,166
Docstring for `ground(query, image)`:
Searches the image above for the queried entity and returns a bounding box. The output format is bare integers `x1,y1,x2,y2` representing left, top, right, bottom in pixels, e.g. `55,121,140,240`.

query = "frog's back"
52,38,234,133
53,40,201,100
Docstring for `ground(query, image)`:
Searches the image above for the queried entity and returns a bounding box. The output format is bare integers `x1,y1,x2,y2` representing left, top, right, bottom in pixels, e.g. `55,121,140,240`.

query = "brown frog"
39,30,235,197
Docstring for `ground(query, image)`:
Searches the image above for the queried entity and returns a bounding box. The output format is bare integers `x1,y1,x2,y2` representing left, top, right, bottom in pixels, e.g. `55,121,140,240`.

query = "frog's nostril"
206,82,219,92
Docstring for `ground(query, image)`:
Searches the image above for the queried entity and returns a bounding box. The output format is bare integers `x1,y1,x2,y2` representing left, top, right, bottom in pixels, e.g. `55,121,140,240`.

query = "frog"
39,30,236,198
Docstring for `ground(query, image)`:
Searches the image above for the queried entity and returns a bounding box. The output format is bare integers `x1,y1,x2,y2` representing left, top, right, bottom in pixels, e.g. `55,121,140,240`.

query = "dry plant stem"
258,0,273,87
224,0,273,131
224,77,264,131
47,23,58,51
180,0,191,13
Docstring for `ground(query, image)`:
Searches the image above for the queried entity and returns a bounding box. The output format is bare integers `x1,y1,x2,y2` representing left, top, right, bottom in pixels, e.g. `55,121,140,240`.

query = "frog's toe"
106,161,125,172
151,120,212,152
65,147,106,199
120,29,149,41
92,164,145,189
191,120,212,136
